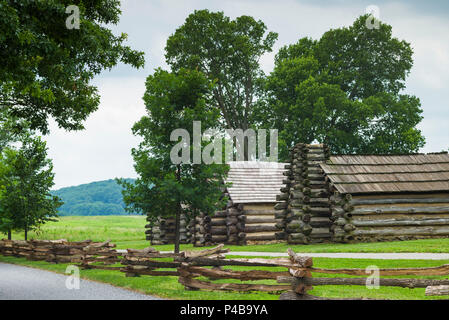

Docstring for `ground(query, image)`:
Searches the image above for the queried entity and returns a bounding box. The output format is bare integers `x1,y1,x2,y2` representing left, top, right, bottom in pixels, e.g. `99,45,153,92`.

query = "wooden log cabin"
324,153,449,243
277,142,449,244
191,161,287,246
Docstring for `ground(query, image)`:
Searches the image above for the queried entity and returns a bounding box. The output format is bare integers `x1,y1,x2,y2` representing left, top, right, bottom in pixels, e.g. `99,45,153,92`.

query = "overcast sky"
44,0,449,189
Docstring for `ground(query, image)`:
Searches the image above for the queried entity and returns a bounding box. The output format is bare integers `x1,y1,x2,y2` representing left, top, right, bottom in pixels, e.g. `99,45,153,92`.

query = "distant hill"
52,179,136,216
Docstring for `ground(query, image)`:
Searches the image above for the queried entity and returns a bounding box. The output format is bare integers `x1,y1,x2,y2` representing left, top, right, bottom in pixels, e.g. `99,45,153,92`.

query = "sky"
44,0,449,189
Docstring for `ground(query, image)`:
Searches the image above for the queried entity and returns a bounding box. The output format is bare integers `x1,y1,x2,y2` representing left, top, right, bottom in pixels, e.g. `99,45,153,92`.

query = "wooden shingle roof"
226,161,287,204
321,153,449,194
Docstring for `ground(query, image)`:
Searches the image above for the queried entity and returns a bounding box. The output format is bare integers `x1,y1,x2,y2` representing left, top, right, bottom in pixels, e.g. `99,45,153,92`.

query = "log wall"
335,193,449,242
191,196,245,246
191,203,279,246
241,203,279,243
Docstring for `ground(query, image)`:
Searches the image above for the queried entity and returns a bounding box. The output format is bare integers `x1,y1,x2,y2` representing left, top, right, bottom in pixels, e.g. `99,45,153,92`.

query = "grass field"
2,215,449,300
7,215,449,253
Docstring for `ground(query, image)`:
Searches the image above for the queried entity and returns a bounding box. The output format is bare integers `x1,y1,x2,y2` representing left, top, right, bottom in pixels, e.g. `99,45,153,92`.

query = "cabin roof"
225,161,287,204
321,153,449,194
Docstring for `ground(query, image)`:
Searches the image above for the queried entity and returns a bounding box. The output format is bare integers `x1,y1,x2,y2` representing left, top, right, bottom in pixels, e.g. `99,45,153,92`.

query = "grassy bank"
1,254,448,300
6,216,449,253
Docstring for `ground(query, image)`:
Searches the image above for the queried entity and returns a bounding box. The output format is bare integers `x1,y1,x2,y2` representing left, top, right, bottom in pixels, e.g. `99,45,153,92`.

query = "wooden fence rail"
176,246,312,293
0,239,114,263
277,249,449,300
2,239,449,299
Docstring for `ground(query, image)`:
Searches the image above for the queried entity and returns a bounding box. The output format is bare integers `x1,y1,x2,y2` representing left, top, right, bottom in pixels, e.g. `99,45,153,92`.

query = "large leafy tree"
0,0,144,133
165,10,277,158
255,15,425,160
119,68,228,253
0,134,62,240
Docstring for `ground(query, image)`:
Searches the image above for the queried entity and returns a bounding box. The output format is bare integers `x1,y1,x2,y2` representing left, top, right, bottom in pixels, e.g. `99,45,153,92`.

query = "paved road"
0,263,160,300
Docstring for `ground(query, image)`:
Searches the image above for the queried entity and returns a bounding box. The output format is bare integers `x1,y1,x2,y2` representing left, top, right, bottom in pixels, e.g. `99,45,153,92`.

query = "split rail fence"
1,239,449,299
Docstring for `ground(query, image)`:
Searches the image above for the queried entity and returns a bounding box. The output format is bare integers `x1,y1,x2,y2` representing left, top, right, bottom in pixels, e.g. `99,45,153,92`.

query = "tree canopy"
0,134,62,239
254,15,425,160
0,0,145,133
119,68,229,252
165,9,277,133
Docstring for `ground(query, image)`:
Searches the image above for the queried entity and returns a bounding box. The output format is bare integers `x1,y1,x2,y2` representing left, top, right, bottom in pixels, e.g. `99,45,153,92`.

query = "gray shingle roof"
321,153,449,194
225,161,287,204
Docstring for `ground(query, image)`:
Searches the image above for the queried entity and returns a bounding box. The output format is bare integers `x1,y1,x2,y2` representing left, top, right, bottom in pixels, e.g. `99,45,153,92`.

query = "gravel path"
0,263,161,300
221,252,449,260
154,250,449,260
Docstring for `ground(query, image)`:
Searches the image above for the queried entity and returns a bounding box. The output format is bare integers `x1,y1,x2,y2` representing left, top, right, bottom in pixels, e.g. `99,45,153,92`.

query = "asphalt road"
0,262,160,300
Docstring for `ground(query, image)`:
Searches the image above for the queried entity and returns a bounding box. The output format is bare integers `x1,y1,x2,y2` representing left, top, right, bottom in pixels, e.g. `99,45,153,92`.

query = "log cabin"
276,142,449,244
146,161,287,246
191,161,287,246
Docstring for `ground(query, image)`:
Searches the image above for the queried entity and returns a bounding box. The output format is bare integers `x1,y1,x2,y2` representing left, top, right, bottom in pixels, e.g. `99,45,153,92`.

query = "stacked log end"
147,214,191,246
274,164,291,242
191,197,246,246
227,203,246,245
191,213,209,247
276,143,332,244
329,192,355,243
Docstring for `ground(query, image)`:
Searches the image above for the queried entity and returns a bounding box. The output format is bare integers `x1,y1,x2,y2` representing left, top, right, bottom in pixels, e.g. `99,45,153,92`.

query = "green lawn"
3,216,449,300
7,215,449,253
1,254,448,300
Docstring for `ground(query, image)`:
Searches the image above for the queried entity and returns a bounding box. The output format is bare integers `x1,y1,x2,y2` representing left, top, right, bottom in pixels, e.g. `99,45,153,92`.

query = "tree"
0,0,145,134
254,15,425,160
0,134,62,240
165,10,278,158
0,153,11,238
0,109,28,152
119,68,228,253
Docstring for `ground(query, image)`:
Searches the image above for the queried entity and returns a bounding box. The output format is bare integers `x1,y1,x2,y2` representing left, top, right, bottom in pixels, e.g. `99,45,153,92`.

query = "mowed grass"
1,254,448,300
3,216,449,300
9,215,147,243
6,215,449,253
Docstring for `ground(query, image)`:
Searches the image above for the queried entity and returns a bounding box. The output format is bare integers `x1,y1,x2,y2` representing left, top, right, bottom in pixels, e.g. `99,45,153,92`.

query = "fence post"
279,248,314,300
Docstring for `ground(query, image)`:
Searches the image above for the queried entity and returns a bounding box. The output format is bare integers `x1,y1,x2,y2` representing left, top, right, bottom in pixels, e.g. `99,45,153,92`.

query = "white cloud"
45,77,146,189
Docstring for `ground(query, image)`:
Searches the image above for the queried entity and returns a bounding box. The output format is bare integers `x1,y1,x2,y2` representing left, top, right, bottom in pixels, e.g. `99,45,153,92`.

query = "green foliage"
0,0,145,133
255,15,425,160
165,9,278,132
119,68,229,251
52,179,136,216
0,134,62,237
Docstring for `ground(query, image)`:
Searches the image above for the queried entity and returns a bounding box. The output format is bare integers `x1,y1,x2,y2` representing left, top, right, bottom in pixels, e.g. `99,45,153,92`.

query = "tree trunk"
24,228,27,241
8,230,11,240
244,135,249,161
174,165,181,254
